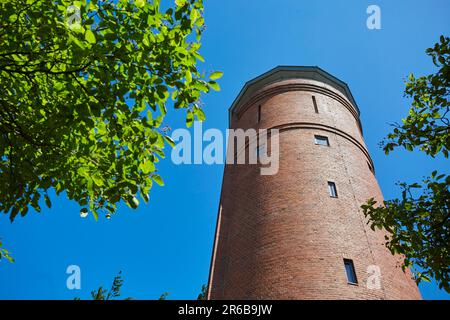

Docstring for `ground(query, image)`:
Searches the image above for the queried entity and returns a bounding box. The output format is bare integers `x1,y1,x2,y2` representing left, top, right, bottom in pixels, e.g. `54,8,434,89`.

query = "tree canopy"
74,272,206,300
0,238,14,263
74,271,134,300
362,35,449,292
197,284,207,300
0,0,221,221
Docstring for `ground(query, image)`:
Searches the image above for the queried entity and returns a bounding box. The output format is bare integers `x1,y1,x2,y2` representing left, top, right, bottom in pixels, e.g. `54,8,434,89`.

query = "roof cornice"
228,66,360,124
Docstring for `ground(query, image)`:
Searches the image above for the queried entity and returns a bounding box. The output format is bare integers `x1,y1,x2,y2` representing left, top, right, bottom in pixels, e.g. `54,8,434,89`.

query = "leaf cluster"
0,0,221,220
363,36,450,292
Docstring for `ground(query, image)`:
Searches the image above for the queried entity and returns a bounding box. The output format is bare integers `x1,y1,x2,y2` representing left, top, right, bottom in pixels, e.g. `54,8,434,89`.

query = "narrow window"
328,181,338,198
344,259,358,284
257,105,261,123
314,135,329,146
312,96,319,113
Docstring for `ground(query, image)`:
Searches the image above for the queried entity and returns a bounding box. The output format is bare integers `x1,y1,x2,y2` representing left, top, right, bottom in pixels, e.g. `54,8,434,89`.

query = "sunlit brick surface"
207,68,421,300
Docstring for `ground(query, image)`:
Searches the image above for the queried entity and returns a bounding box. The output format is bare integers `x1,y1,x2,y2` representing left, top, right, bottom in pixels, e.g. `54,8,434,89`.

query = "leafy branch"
362,35,450,292
0,0,222,222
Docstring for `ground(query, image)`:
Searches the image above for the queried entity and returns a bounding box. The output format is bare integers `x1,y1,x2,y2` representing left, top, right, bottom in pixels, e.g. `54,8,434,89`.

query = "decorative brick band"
231,122,374,171
273,122,374,170
234,83,364,135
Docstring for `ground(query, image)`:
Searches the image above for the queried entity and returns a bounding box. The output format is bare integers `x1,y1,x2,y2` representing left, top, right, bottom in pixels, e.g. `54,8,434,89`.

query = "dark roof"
228,66,359,123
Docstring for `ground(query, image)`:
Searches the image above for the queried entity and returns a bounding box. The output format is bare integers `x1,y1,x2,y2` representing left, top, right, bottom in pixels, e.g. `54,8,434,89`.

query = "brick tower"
207,66,421,300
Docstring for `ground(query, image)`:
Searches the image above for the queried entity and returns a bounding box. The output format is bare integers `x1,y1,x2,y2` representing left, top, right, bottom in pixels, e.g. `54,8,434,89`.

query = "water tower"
207,66,421,299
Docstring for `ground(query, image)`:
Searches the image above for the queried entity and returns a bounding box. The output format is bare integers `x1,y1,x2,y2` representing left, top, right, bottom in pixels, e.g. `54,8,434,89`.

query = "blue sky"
1,0,449,300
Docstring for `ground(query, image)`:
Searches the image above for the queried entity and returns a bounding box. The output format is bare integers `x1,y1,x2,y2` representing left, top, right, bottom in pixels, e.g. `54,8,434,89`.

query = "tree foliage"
70,264,208,300
0,239,14,263
362,35,450,292
0,0,221,221
382,36,449,158
197,283,207,300
158,291,170,300
75,271,133,300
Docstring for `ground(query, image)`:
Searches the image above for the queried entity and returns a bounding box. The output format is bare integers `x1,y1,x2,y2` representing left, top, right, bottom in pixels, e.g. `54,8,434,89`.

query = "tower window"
312,96,319,113
344,259,358,284
257,105,261,123
328,181,338,198
314,135,329,146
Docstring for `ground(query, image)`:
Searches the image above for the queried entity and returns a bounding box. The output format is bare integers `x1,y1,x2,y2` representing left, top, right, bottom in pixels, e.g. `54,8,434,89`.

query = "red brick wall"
207,78,421,300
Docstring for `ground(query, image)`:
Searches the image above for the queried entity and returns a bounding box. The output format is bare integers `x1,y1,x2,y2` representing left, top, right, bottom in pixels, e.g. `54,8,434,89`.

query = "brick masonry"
207,68,422,300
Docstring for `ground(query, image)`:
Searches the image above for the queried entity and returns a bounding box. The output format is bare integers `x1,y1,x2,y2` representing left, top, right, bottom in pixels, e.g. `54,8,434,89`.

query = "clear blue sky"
1,0,449,300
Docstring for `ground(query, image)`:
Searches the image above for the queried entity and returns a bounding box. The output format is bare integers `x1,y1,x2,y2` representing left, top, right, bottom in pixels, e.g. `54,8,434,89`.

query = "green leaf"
164,136,175,148
209,71,223,80
140,160,155,174
154,134,165,149
194,107,206,121
141,192,149,203
126,196,140,209
175,0,186,7
91,209,99,221
44,195,52,208
208,81,220,91
186,70,192,83
135,0,145,8
69,34,86,49
186,110,194,128
142,35,150,47
92,174,104,187
152,174,164,186
85,30,96,44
